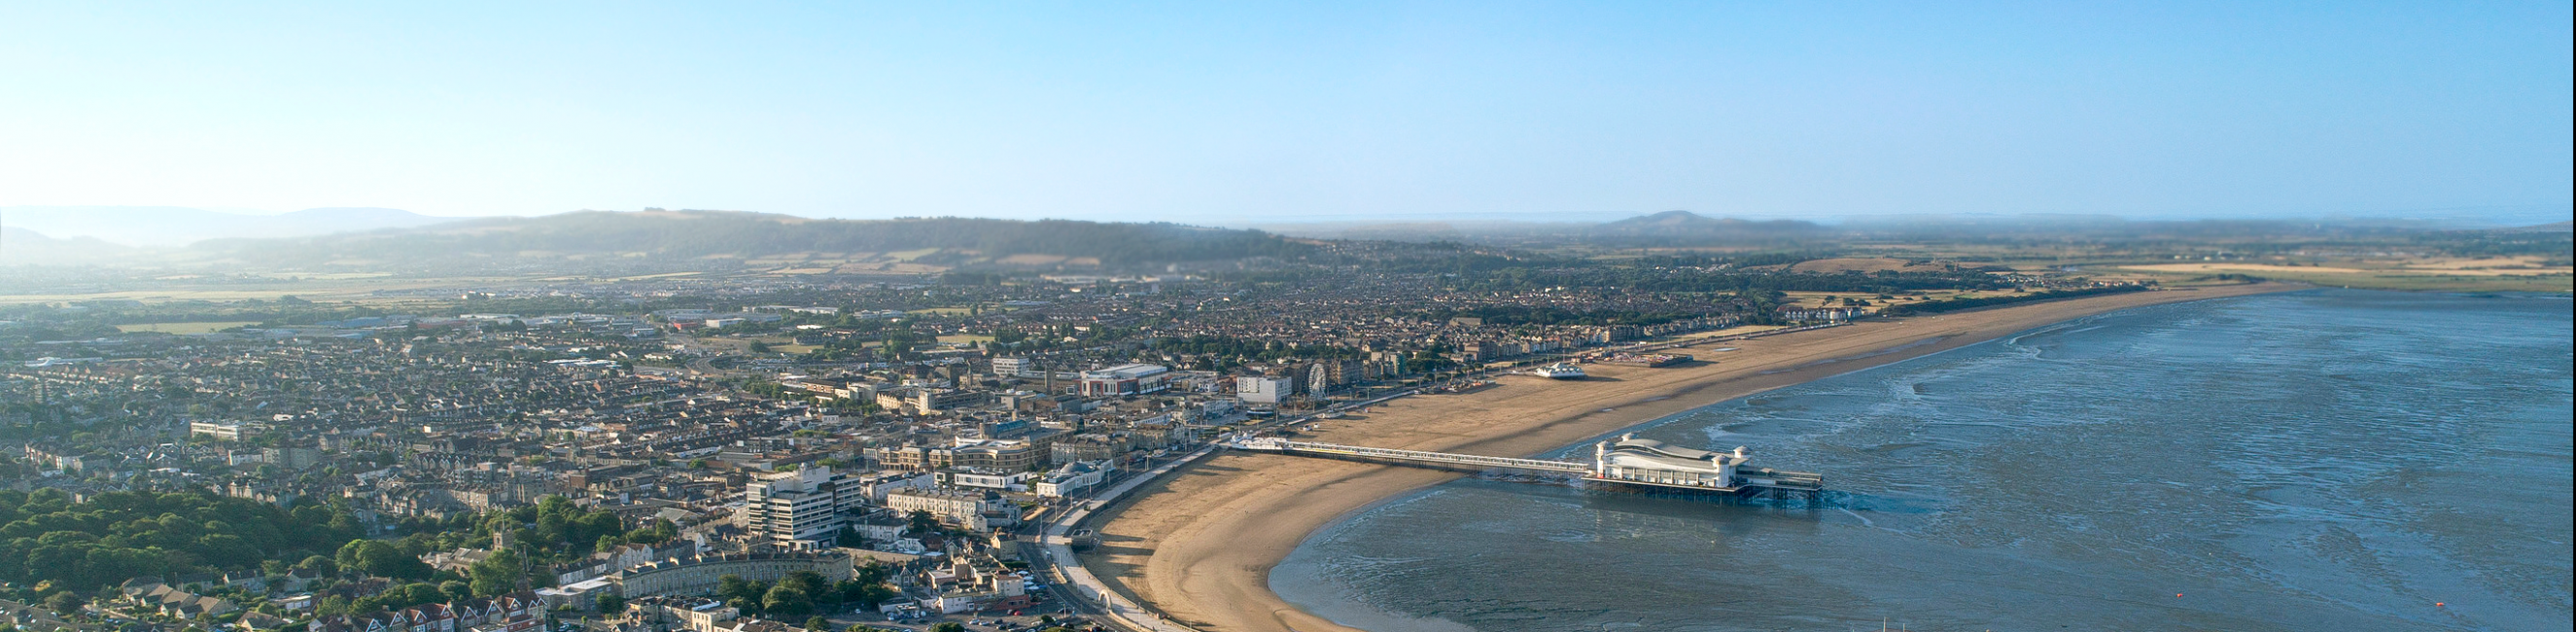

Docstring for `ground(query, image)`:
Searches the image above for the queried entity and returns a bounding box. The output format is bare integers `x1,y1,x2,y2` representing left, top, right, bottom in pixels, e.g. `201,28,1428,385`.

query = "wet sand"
1076,283,2300,632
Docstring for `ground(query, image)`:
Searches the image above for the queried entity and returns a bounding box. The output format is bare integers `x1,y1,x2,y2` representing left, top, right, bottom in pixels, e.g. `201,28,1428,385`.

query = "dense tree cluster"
0,486,709,614
712,564,897,619
0,489,365,594
480,496,675,568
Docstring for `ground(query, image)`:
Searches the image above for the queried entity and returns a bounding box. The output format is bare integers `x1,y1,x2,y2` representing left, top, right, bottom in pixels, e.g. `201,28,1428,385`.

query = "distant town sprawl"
0,229,2435,632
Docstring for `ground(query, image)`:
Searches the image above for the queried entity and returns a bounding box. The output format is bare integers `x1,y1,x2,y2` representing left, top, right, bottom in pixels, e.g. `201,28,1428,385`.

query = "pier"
1228,435,1824,496
1232,438,1594,474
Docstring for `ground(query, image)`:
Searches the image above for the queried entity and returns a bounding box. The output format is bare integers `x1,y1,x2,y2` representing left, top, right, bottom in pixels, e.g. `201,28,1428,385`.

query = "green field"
118,321,261,334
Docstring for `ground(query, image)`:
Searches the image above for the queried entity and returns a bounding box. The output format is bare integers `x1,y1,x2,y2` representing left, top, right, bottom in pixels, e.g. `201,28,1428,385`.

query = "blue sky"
2,1,2568,225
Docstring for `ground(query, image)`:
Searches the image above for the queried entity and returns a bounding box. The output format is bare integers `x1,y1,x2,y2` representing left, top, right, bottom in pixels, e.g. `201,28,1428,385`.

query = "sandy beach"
1075,282,2299,632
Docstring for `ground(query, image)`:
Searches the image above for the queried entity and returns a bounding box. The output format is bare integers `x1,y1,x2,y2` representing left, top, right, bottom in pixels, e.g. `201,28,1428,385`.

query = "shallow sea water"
1271,290,2574,631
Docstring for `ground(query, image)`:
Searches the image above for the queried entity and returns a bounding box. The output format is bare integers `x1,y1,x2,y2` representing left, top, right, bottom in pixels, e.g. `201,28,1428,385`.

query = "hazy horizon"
6,203,2568,250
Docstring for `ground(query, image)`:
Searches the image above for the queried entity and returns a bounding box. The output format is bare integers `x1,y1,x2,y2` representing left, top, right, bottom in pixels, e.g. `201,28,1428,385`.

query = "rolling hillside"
184,210,1314,268
0,206,453,246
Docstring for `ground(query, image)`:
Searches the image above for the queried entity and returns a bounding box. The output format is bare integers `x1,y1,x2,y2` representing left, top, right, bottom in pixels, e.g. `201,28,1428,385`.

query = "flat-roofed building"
885,487,1012,531
948,439,1043,472
1079,364,1170,397
852,471,935,502
1033,461,1108,498
1236,375,1295,404
910,388,992,413
946,470,1034,490
190,421,259,441
991,357,1040,378
738,466,866,545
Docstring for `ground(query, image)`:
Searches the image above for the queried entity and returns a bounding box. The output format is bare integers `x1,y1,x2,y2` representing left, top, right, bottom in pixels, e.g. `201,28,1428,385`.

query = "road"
1028,446,1221,632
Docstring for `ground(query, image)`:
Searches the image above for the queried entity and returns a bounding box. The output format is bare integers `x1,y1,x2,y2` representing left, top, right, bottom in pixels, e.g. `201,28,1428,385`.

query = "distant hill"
1581,211,1825,244
0,206,454,246
265,207,454,235
1257,211,1826,243
0,227,136,265
186,210,1315,267
1589,210,1820,234
2499,221,2573,233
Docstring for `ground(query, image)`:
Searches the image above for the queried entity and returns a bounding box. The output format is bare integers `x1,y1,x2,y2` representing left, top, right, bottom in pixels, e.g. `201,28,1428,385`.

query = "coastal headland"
1075,282,2301,632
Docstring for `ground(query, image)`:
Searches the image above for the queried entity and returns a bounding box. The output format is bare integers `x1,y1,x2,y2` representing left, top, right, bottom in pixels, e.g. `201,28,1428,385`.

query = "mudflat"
1076,283,2299,632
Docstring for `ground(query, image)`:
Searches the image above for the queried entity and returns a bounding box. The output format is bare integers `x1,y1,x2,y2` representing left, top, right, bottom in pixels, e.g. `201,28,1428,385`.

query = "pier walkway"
1229,438,1591,474
1228,436,1826,495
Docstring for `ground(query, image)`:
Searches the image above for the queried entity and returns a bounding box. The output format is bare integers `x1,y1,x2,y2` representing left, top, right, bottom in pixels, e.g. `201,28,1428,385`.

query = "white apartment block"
739,466,867,544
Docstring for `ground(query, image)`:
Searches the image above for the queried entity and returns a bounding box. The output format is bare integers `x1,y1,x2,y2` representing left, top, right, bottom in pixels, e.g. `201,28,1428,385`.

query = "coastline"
1075,282,2302,632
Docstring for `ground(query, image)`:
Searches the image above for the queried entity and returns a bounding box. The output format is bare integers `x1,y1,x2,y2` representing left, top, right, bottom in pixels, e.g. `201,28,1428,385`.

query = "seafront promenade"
1039,446,1219,632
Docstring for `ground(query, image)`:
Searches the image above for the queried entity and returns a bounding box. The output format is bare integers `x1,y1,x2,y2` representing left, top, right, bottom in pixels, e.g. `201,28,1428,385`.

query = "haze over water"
1272,290,2573,631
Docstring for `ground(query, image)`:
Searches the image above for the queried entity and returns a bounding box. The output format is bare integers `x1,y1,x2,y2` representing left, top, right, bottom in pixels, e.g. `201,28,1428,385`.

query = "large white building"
1032,461,1109,498
991,357,1039,378
189,421,259,441
1079,364,1170,397
1588,434,1752,490
1235,375,1296,404
739,467,867,546
851,471,935,503
946,470,1035,490
885,487,1014,531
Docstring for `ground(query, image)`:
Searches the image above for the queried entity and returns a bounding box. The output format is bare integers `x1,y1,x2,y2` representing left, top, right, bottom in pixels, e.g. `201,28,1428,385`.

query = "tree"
43,592,83,615
336,540,432,579
803,616,831,632
715,575,767,613
0,490,365,591
761,584,814,617
595,594,626,615
906,509,937,535
780,571,828,600
928,623,964,632
328,512,364,539
834,579,894,609
470,548,524,596
295,554,337,574
380,583,449,610
851,561,893,586
624,518,679,544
